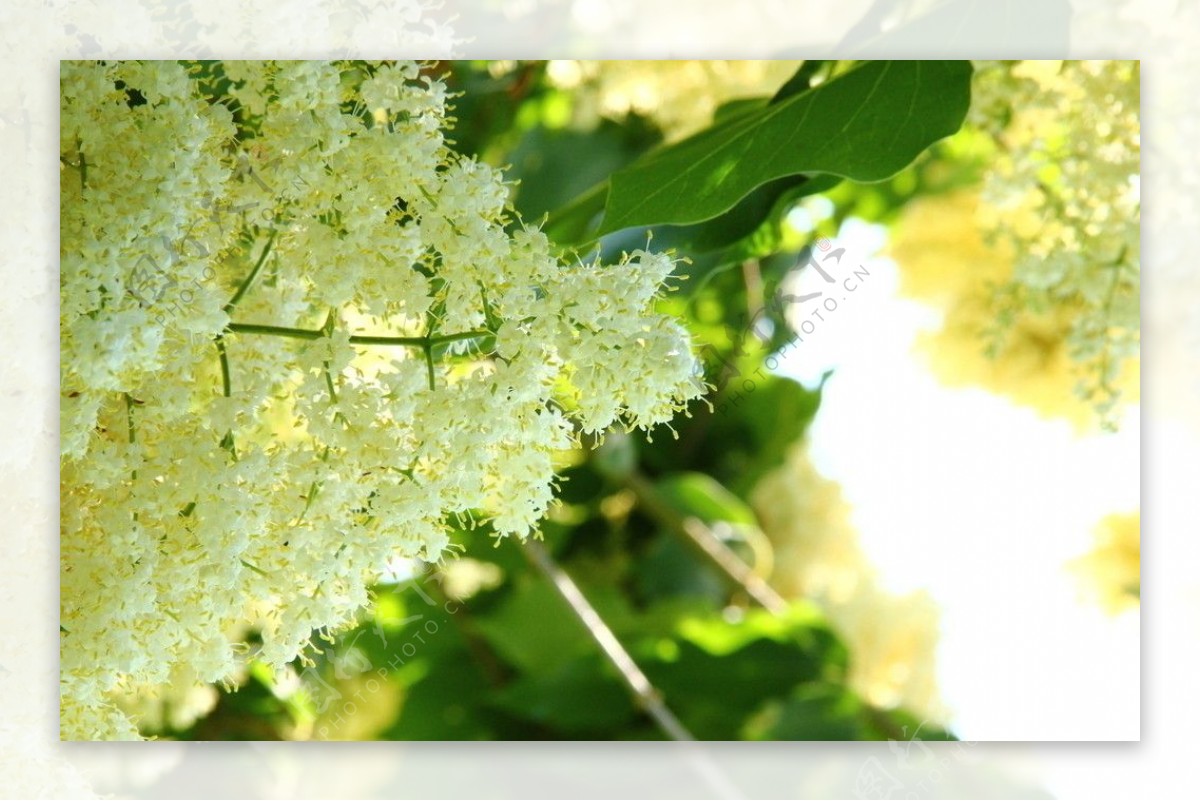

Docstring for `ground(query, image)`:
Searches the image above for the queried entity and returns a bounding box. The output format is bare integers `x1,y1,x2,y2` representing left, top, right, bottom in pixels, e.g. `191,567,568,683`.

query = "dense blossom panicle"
60,60,703,739
890,190,1139,430
969,60,1140,421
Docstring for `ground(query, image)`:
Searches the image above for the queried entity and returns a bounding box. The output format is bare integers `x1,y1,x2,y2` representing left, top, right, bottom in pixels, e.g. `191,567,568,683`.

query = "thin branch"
224,230,278,313
625,470,788,615
226,322,327,341
215,337,233,397
349,332,431,347
522,538,695,742
77,140,87,190
678,518,788,616
423,345,436,391
224,322,491,349
214,336,237,460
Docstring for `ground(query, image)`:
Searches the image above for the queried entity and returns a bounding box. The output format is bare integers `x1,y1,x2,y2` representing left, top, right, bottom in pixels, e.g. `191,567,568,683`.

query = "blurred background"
121,59,1140,743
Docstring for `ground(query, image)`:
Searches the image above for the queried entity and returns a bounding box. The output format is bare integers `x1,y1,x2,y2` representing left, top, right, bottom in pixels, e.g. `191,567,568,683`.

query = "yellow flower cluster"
969,60,1140,423
60,60,702,739
890,190,1138,430
752,441,946,724
1070,511,1140,615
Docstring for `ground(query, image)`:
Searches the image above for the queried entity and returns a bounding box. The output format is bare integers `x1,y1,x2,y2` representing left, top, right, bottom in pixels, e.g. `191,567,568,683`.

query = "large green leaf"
597,60,972,235
596,172,842,265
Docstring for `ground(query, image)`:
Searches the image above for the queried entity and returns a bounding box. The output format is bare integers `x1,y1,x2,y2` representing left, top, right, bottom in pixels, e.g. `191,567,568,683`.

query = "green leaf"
385,638,500,740
633,533,727,605
631,371,824,495
488,655,637,734
742,682,870,740
741,683,959,741
508,119,660,222
706,374,826,494
676,604,834,657
472,577,635,675
642,611,847,740
711,96,769,125
655,472,758,526
768,60,828,104
597,60,972,235
601,173,840,263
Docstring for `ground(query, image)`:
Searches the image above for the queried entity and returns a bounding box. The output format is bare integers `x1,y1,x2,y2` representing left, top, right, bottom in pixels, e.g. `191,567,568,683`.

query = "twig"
224,322,490,349
521,538,695,742
224,230,278,313
625,470,788,615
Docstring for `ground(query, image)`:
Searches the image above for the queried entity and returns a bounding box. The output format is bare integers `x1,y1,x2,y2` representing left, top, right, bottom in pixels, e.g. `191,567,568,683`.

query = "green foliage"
505,118,662,223
654,473,758,526
598,60,971,234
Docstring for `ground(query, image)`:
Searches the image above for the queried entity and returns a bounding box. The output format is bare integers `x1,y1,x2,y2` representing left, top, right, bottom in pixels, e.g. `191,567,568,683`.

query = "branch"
521,538,695,742
625,470,788,616
224,322,491,349
224,230,278,313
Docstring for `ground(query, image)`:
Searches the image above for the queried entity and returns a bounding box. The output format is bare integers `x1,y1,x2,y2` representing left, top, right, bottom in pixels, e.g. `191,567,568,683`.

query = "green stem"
430,330,492,346
320,312,351,427
240,559,269,577
424,345,436,392
224,230,278,313
225,322,491,349
226,323,327,341
216,337,233,397
324,365,340,403
321,309,341,403
223,320,492,397
124,393,137,445
349,332,430,347
215,336,238,460
124,393,139,493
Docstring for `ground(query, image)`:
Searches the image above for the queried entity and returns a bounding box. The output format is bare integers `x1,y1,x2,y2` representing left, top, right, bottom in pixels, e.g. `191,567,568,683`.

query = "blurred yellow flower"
1070,511,1140,615
548,60,801,141
752,441,946,724
826,585,945,720
890,190,1138,431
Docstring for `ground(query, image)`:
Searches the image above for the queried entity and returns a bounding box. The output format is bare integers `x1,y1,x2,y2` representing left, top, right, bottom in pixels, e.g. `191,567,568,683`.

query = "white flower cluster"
60,60,702,740
970,60,1140,420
